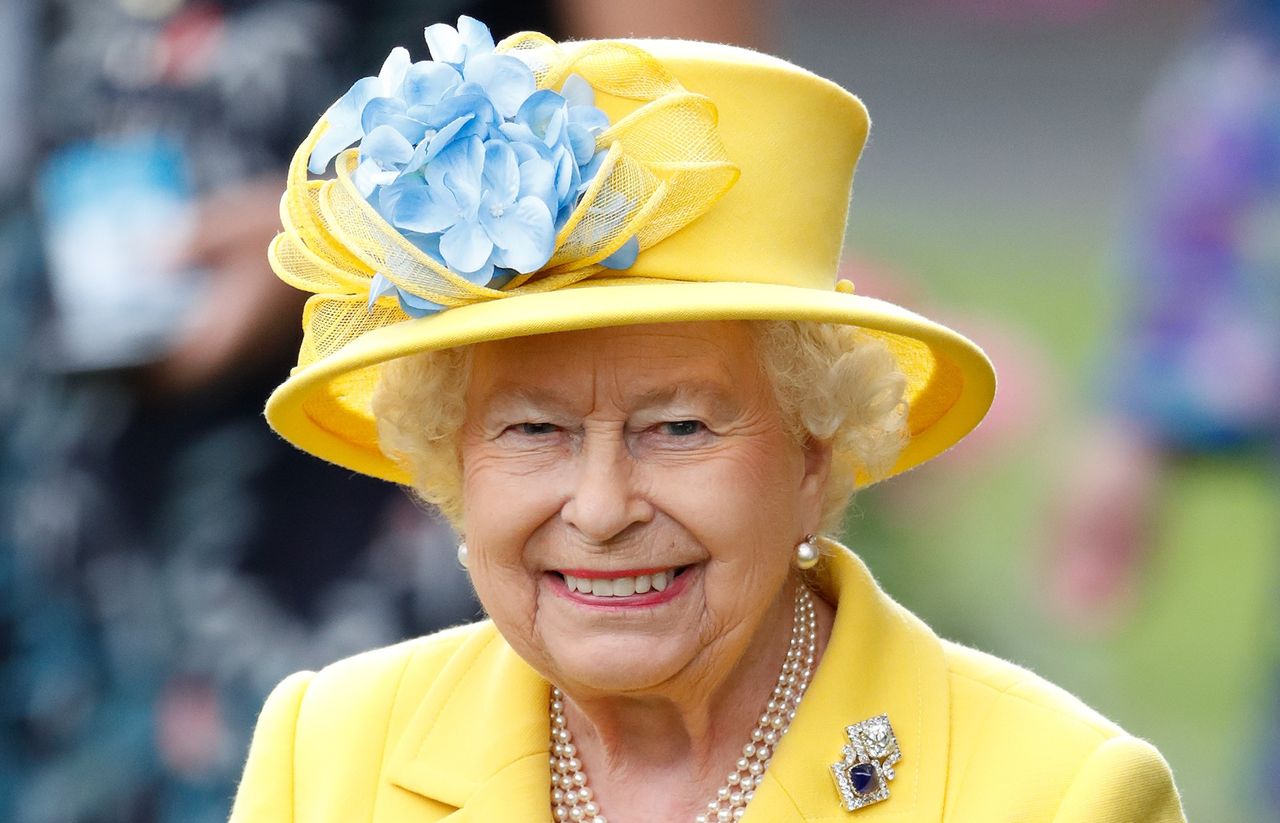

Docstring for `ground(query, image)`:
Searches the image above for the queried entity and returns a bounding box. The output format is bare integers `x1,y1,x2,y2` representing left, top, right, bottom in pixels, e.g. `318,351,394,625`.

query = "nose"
560,428,653,545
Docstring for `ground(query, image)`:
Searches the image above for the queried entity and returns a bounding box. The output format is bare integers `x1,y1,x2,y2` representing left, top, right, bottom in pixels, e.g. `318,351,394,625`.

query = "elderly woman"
230,18,1186,823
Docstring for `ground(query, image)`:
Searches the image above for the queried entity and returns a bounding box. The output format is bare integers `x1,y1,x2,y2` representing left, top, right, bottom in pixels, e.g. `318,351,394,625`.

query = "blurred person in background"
0,2,560,822
0,2,769,822
1049,0,1280,816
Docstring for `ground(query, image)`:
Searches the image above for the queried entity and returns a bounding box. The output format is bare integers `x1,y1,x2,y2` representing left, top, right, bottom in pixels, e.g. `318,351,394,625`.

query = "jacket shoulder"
944,640,1122,743
941,641,1184,822
301,620,496,716
230,620,498,822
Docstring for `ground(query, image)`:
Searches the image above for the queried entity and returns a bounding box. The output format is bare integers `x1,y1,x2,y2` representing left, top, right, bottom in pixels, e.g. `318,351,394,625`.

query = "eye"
509,422,559,436
660,420,706,437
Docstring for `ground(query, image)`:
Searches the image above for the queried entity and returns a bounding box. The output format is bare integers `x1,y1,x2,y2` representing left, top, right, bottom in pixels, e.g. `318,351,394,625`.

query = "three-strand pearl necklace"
549,585,818,823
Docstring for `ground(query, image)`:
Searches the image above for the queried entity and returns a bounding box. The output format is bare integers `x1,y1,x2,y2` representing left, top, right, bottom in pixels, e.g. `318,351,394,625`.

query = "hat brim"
265,279,996,486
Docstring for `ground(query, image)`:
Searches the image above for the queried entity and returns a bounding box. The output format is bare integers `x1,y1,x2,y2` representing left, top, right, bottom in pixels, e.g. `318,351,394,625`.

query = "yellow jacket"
230,547,1186,822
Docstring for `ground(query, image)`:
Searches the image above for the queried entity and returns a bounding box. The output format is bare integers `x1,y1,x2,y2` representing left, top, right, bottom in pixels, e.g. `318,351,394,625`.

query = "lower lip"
547,567,696,610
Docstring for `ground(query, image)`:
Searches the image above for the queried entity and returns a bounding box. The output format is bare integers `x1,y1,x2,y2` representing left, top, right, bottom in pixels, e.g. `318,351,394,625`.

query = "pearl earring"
794,535,820,570
456,541,469,569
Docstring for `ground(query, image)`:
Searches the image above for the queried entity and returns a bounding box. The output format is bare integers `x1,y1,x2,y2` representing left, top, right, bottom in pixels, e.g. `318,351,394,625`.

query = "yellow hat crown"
266,22,995,488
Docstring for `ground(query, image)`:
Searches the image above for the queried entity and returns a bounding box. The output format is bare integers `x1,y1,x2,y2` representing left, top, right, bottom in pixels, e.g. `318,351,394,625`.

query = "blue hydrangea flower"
391,136,554,281
306,16,628,316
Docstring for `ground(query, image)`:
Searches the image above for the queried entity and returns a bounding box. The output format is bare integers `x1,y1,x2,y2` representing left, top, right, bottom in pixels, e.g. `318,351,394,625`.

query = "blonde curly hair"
371,321,909,534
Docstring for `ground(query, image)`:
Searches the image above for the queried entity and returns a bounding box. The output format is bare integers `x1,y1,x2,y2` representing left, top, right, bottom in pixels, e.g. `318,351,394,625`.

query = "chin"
545,631,694,695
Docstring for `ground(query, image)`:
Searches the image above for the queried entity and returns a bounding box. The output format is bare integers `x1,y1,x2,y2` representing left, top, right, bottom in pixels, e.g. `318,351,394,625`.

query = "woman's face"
459,321,829,695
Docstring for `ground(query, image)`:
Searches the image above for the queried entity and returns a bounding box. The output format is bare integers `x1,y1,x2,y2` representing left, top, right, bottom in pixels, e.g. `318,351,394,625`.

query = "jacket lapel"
386,627,552,821
745,545,951,821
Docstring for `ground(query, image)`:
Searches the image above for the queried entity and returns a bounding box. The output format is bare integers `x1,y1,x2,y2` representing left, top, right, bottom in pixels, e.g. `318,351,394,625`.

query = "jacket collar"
387,543,950,821
387,627,552,821
748,542,951,821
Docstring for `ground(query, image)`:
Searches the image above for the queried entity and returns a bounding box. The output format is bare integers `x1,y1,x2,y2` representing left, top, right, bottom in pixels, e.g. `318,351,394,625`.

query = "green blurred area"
843,203,1279,823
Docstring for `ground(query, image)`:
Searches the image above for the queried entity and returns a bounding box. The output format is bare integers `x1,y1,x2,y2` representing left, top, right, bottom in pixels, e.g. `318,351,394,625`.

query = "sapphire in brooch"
830,714,900,811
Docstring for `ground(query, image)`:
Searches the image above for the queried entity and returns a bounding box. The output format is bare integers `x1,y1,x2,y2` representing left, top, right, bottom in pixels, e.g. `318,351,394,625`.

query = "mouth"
546,566,695,606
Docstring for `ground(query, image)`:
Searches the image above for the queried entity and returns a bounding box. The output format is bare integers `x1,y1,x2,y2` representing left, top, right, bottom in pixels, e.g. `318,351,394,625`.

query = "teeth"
562,569,677,597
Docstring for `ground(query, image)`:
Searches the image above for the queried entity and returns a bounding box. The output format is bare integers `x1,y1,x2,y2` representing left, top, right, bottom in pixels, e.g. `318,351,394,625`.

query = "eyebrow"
478,379,738,416
628,381,737,414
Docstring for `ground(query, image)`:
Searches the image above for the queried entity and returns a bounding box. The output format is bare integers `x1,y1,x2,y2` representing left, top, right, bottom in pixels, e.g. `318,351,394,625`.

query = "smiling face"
459,321,830,696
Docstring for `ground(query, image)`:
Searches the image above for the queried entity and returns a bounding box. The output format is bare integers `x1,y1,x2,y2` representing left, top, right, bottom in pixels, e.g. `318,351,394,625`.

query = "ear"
799,434,833,530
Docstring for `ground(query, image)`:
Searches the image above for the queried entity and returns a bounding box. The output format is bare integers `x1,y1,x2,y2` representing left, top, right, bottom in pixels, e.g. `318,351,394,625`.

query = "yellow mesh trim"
298,293,408,369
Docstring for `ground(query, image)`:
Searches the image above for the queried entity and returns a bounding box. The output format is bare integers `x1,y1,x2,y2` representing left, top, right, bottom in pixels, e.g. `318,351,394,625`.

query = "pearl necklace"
549,585,817,823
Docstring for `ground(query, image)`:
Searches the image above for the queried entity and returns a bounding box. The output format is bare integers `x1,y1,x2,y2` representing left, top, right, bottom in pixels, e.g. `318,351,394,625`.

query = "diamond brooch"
830,714,900,812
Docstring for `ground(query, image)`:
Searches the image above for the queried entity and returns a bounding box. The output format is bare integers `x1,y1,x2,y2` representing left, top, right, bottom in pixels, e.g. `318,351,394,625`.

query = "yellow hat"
266,28,996,486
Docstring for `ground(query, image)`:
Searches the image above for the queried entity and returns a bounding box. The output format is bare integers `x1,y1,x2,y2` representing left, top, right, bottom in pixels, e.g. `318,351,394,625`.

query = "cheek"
459,447,564,630
647,437,806,589
659,439,805,537
461,440,567,538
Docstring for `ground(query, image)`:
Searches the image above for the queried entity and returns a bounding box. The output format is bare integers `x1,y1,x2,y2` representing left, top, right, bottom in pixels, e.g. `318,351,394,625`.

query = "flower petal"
424,22,465,65
425,114,475,161
561,73,595,108
352,157,396,198
360,95,404,132
397,288,446,318
393,182,460,234
577,149,607,192
425,135,484,208
367,272,399,310
452,81,487,98
555,201,575,232
599,234,639,270
378,47,412,93
554,148,576,202
457,15,495,58
440,218,494,274
483,196,554,273
567,123,597,166
359,124,414,169
426,93,498,132
462,258,495,286
515,90,566,135
499,122,539,151
401,136,433,175
482,140,520,205
361,97,428,145
401,60,461,107
403,230,445,264
309,76,381,173
375,174,420,222
544,106,566,148
518,157,557,215
464,53,536,119
568,104,610,134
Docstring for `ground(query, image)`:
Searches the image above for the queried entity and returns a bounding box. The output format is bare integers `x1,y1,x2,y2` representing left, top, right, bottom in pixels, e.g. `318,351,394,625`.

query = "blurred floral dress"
0,2,556,821
1113,2,1280,450
1108,1,1280,814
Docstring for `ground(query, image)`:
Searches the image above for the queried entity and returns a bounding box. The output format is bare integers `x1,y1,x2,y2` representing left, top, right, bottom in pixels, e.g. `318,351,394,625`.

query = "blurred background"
0,0,1275,821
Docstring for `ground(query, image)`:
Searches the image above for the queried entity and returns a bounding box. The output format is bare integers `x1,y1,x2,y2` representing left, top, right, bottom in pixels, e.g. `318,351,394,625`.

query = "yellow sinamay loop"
272,34,739,367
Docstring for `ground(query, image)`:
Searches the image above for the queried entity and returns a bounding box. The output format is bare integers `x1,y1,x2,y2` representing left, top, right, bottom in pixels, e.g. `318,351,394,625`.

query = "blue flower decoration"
308,16,631,318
